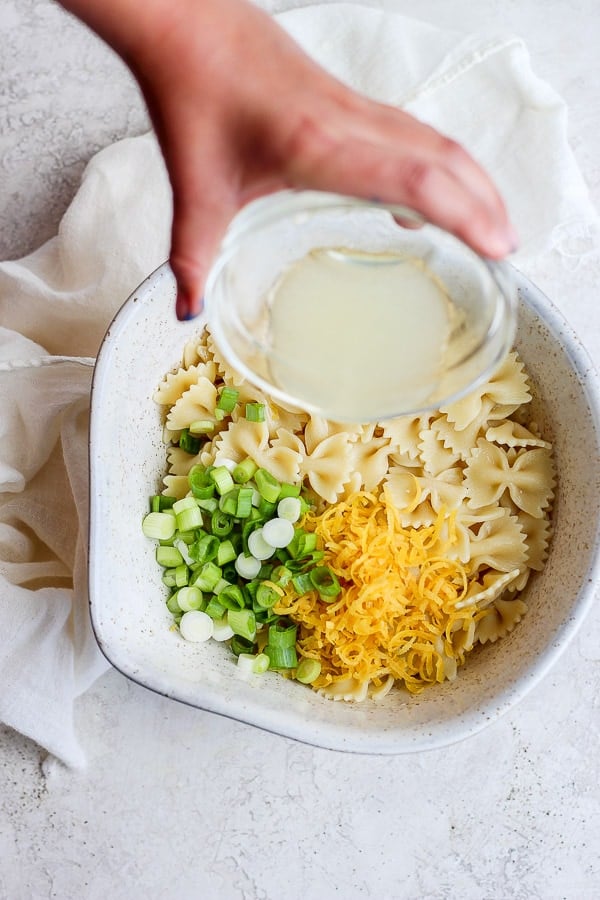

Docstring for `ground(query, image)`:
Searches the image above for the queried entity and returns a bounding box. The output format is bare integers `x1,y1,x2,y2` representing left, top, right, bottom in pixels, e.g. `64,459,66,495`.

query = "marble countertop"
1,2,599,898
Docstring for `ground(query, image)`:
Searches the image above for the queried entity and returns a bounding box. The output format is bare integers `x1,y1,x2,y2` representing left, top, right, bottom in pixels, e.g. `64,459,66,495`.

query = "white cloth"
0,3,596,767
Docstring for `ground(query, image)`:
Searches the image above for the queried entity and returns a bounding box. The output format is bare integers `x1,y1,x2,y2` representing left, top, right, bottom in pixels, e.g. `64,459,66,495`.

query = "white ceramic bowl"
89,262,600,753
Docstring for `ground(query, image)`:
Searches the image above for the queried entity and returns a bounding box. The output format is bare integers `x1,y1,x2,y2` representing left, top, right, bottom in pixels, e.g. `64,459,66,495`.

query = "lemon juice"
265,247,455,421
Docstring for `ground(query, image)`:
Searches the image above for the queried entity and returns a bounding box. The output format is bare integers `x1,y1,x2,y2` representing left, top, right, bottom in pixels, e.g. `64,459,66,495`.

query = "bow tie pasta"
148,328,554,699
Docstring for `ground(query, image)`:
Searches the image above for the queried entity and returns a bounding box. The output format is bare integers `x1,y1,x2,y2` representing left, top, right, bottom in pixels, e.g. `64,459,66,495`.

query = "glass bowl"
205,190,517,422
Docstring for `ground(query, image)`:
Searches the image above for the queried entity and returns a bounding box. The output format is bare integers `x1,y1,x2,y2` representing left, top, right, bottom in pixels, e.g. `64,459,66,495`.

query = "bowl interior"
89,263,600,753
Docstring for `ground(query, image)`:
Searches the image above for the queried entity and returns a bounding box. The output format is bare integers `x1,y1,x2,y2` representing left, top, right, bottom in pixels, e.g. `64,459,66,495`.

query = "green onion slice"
245,402,265,422
211,509,234,537
218,585,246,610
189,420,215,434
209,466,235,496
179,429,201,455
254,468,281,504
217,386,239,413
310,566,341,600
267,621,297,649
265,645,298,670
227,608,257,642
232,458,258,484
295,658,321,684
142,512,176,542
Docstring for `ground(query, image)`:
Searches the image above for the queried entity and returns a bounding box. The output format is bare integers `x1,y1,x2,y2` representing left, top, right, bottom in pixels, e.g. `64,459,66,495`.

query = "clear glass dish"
205,190,517,422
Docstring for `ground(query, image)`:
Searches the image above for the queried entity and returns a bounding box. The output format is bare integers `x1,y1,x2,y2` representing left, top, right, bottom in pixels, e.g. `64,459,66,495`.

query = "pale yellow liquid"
265,248,454,421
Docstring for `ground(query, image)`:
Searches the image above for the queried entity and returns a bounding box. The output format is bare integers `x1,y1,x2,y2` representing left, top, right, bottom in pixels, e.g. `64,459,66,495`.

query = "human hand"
61,0,518,320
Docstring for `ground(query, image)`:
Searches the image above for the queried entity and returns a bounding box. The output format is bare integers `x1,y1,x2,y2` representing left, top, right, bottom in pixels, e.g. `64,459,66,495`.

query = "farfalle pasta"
153,326,555,699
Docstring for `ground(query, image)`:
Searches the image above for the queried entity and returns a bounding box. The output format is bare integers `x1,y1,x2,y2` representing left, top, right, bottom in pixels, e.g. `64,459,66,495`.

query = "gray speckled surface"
1,2,600,899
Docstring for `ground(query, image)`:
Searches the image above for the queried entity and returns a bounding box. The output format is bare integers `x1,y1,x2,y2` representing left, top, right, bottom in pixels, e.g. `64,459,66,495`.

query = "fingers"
170,191,234,321
159,132,238,320
282,106,517,259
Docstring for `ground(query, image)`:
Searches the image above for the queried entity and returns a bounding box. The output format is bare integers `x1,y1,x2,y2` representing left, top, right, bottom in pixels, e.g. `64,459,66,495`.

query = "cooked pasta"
154,325,555,700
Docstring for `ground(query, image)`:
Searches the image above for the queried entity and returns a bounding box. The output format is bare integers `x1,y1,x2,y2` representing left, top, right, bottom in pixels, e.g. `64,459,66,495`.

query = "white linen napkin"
0,3,596,767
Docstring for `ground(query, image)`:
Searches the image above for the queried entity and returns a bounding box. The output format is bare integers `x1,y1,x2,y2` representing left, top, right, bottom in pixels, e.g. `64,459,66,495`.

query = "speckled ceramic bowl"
89,263,600,753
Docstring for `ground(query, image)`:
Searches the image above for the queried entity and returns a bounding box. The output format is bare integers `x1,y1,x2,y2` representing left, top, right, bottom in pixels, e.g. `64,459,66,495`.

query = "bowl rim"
88,260,600,754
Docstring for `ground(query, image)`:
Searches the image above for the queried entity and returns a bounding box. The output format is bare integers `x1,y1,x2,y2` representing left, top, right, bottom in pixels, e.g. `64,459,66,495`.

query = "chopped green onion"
179,429,201,455
174,564,189,588
175,505,203,533
295,658,321,684
142,512,176,541
291,572,313,594
255,581,284,609
236,487,254,518
179,610,213,642
277,496,302,523
166,592,182,614
173,497,197,514
213,577,232,595
227,608,257,642
257,497,277,518
218,489,238,517
188,466,215,500
190,561,222,592
209,465,235,496
265,645,297,670
287,530,318,560
230,635,256,657
287,550,325,573
247,528,276,561
237,653,259,675
176,586,204,612
298,496,314,517
189,420,215,434
218,585,246,610
267,621,297,648
310,566,341,600
245,402,265,422
190,533,219,565
162,569,178,588
211,509,234,537
255,468,281,504
252,653,270,674
204,596,226,620
235,553,262,580
245,579,260,602
232,458,258,484
221,562,238,583
155,546,184,568
271,565,293,587
150,495,176,512
173,538,195,566
216,540,236,567
212,616,234,642
214,407,226,421
261,517,295,549
278,482,301,499
217,386,239,413
196,497,218,513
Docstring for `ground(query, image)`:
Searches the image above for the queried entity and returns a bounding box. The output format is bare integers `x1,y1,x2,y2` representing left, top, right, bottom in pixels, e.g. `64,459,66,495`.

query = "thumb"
168,179,237,321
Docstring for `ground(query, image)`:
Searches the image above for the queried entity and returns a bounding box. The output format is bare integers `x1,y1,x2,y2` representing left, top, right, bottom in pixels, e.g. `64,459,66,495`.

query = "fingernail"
176,290,203,321
175,289,190,321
